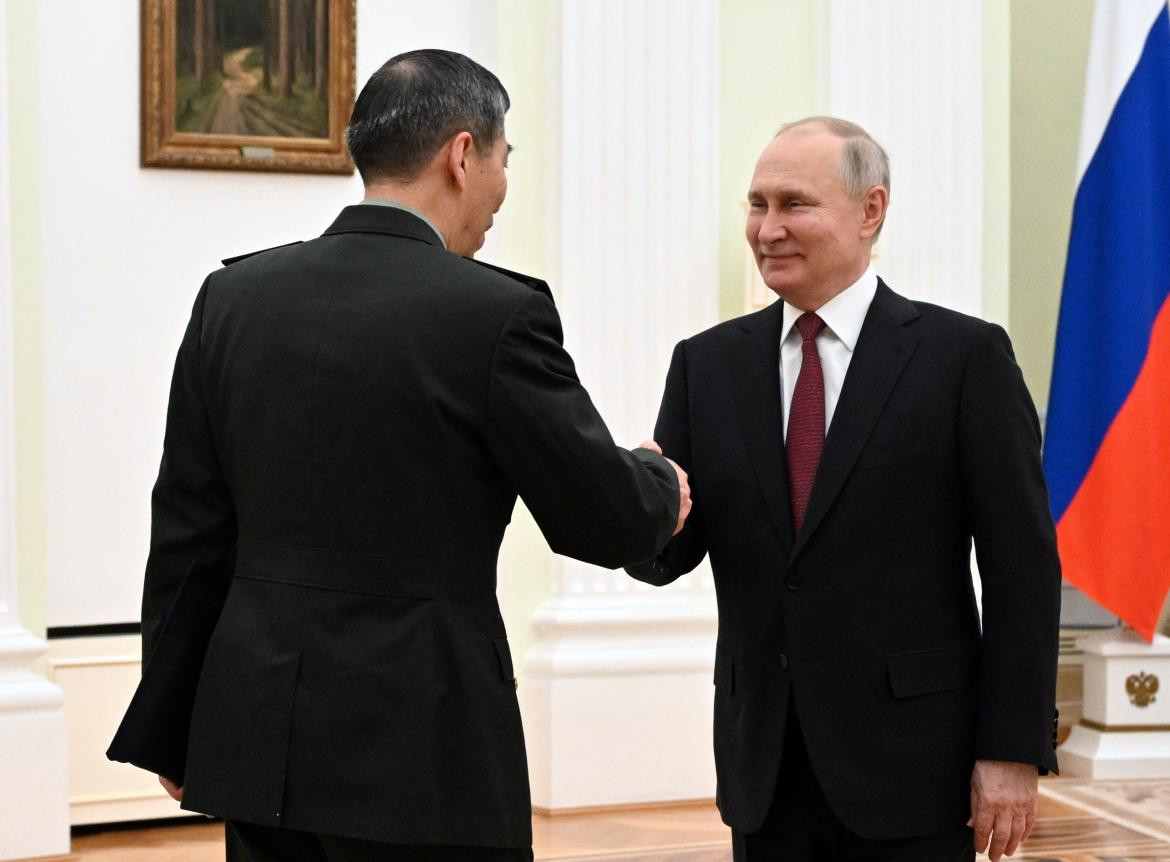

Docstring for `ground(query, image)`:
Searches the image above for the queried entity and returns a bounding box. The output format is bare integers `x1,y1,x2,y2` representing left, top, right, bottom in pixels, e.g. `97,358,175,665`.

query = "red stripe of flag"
1056,293,1170,641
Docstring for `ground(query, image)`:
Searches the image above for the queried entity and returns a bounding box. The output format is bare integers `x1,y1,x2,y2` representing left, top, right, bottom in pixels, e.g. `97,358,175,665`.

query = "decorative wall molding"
44,635,186,826
521,0,721,810
741,201,775,312
527,596,718,678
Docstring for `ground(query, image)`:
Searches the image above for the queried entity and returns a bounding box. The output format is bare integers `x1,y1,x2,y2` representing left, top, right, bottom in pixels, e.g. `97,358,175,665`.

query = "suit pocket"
714,644,734,694
493,637,515,682
887,645,978,698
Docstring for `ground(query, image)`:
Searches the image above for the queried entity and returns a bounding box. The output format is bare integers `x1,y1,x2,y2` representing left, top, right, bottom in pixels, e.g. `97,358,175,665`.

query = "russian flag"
1044,0,1170,643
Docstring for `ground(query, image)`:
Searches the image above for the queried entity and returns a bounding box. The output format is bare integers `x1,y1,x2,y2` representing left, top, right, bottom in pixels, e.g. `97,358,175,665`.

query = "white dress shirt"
779,265,878,441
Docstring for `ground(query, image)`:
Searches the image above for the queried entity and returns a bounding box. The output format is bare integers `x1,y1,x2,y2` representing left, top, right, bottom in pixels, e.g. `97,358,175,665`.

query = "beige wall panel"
1008,0,1094,407
45,636,184,826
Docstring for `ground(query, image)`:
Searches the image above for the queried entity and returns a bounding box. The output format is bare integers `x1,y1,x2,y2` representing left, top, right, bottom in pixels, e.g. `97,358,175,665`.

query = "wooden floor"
35,778,1170,861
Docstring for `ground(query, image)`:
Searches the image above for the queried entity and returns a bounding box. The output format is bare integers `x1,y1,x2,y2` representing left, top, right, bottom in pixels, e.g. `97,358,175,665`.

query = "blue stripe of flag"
1043,5,1170,522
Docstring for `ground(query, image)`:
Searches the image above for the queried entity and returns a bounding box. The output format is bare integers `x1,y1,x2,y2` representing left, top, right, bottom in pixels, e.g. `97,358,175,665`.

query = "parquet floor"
36,778,1170,862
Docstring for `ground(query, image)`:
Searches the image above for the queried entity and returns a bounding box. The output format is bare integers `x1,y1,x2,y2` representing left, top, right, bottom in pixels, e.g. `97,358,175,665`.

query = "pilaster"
827,0,985,316
0,2,70,855
521,0,721,809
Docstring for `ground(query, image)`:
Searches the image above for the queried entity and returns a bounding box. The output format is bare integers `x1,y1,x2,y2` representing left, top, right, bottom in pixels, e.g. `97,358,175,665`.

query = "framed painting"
142,0,356,174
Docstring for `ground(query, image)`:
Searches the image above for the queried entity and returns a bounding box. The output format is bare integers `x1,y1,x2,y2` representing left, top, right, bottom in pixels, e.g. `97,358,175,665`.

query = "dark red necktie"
787,312,826,534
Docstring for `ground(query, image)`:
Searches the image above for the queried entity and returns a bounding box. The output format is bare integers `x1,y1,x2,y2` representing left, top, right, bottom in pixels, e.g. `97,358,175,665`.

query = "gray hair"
346,49,510,182
777,116,890,200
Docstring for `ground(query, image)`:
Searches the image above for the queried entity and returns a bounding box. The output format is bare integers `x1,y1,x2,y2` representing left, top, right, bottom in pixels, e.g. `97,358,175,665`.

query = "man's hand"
640,440,692,535
159,775,183,802
969,759,1038,861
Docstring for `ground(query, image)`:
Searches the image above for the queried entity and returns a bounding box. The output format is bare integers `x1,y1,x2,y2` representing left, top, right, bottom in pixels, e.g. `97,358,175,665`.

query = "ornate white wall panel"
827,0,984,317
522,0,721,810
0,2,70,855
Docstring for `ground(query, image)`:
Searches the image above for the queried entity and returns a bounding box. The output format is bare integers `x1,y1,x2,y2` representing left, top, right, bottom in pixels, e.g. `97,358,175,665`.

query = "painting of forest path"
176,0,329,139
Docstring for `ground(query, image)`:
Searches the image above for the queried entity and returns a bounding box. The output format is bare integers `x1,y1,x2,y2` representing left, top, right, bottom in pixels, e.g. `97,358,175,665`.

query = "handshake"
640,439,692,536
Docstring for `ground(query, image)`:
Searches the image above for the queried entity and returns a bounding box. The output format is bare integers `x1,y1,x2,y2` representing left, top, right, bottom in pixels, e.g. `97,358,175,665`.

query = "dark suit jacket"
138,205,679,847
627,280,1060,840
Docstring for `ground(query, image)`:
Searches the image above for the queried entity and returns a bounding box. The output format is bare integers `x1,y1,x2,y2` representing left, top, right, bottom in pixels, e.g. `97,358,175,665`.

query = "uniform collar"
322,205,445,248
358,198,446,248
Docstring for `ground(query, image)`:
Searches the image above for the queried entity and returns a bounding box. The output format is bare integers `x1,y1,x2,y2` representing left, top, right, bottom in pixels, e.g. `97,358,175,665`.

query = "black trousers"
226,820,534,862
732,711,974,862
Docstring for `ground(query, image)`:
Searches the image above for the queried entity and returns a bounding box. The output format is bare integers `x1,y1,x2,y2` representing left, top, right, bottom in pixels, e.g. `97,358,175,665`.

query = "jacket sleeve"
141,279,238,663
959,323,1062,774
626,339,709,586
486,291,679,568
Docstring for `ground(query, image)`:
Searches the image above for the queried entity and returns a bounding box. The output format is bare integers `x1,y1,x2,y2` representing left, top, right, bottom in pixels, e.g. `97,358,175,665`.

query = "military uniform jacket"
142,205,679,847
628,281,1061,840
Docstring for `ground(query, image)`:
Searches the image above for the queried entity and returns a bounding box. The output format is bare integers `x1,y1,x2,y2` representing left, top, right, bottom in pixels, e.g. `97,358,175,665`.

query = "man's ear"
859,185,889,239
446,131,474,191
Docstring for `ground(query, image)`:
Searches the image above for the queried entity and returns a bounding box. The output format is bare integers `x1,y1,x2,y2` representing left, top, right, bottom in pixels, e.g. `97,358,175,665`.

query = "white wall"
37,0,496,628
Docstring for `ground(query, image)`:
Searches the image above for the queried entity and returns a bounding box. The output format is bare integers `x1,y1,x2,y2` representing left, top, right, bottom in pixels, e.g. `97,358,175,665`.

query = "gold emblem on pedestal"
1125,671,1159,708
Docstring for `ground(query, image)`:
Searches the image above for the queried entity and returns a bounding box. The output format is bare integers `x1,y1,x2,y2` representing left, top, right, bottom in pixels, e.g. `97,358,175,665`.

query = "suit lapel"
729,302,795,553
790,281,921,561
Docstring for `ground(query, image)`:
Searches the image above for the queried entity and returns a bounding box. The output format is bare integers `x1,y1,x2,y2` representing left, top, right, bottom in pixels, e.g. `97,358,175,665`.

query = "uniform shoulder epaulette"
221,240,304,267
469,259,553,300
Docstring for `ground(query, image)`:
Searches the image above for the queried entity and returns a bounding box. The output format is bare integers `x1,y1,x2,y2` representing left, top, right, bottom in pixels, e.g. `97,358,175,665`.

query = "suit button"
780,653,789,670
786,575,802,591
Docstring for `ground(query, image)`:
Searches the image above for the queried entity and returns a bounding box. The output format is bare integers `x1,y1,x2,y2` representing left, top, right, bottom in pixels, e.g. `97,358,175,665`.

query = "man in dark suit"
628,117,1061,862
141,49,689,860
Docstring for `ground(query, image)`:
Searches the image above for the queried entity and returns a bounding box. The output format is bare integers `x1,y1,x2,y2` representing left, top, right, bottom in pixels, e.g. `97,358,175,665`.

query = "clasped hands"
640,440,690,535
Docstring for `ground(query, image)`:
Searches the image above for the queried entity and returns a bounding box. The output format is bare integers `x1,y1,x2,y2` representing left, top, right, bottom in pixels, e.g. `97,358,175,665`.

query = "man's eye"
748,200,766,210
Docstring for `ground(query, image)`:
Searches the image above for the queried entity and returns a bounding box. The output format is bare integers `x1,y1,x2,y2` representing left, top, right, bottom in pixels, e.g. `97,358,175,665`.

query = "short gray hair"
346,49,510,182
777,116,890,200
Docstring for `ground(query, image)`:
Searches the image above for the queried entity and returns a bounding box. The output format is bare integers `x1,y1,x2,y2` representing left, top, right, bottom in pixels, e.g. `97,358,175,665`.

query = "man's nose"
757,210,788,245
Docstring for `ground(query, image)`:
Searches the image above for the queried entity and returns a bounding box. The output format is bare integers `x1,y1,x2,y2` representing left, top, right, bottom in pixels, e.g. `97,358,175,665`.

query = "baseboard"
532,797,716,817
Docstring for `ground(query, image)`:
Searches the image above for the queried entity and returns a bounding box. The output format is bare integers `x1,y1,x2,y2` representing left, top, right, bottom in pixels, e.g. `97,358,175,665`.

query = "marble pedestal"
1060,628,1170,779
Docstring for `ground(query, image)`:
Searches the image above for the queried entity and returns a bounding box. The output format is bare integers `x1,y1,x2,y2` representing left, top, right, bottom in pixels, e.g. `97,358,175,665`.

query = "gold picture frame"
141,0,356,174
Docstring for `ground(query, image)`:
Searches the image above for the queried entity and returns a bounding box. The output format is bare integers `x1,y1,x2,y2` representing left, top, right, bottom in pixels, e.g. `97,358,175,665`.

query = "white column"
827,0,985,316
0,3,70,857
520,0,721,809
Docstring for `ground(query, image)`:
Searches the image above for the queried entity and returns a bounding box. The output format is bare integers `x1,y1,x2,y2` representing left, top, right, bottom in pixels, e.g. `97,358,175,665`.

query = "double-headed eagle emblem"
1125,671,1159,708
